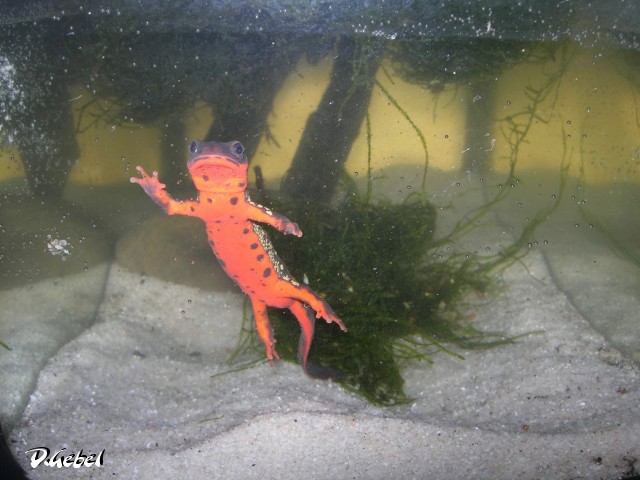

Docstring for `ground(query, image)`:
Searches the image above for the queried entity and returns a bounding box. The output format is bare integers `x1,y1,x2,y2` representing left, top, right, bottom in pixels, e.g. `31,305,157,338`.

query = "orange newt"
131,140,347,377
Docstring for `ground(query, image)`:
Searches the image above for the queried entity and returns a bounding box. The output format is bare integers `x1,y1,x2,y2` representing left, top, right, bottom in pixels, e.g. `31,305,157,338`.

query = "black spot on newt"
263,268,272,278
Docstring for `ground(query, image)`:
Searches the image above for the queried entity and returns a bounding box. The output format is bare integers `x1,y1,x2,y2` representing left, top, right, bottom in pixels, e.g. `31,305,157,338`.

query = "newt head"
188,140,249,193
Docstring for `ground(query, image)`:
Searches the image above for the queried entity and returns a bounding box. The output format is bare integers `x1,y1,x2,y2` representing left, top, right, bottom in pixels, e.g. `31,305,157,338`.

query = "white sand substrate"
5,249,639,480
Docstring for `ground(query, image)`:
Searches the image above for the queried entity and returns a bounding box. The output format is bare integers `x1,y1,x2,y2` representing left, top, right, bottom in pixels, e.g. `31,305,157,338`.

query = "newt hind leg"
284,283,347,332
251,299,279,365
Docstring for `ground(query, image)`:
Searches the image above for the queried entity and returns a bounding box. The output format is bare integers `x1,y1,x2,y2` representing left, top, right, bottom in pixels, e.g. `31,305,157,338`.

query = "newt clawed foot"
282,221,302,237
265,345,281,366
316,306,347,332
130,166,166,194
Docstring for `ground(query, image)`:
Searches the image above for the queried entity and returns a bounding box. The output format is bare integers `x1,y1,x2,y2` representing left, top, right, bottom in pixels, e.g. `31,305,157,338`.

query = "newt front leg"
244,200,302,237
130,166,196,216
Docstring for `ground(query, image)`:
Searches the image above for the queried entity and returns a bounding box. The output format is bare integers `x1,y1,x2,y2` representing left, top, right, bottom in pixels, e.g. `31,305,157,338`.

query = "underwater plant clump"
229,186,508,405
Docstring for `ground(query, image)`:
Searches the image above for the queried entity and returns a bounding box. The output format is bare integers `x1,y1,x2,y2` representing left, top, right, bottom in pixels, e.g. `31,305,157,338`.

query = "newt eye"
232,142,244,156
189,141,198,153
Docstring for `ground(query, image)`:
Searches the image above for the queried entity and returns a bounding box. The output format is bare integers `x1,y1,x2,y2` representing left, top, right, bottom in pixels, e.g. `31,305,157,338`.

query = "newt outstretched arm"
130,166,197,216
130,140,347,379
243,199,302,237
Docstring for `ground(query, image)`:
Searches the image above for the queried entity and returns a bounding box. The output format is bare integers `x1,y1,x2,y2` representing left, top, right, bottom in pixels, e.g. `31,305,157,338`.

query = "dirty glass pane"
1,1,639,478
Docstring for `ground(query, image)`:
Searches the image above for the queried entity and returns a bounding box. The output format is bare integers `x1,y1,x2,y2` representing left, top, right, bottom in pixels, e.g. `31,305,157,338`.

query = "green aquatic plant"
374,74,431,192
227,181,517,405
223,195,555,404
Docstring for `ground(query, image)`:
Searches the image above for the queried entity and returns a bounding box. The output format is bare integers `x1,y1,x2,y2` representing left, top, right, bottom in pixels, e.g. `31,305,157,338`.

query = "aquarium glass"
1,2,639,478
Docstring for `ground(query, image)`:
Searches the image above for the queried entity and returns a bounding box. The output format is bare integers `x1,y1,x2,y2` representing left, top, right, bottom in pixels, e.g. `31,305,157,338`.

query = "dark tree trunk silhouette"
282,37,383,202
